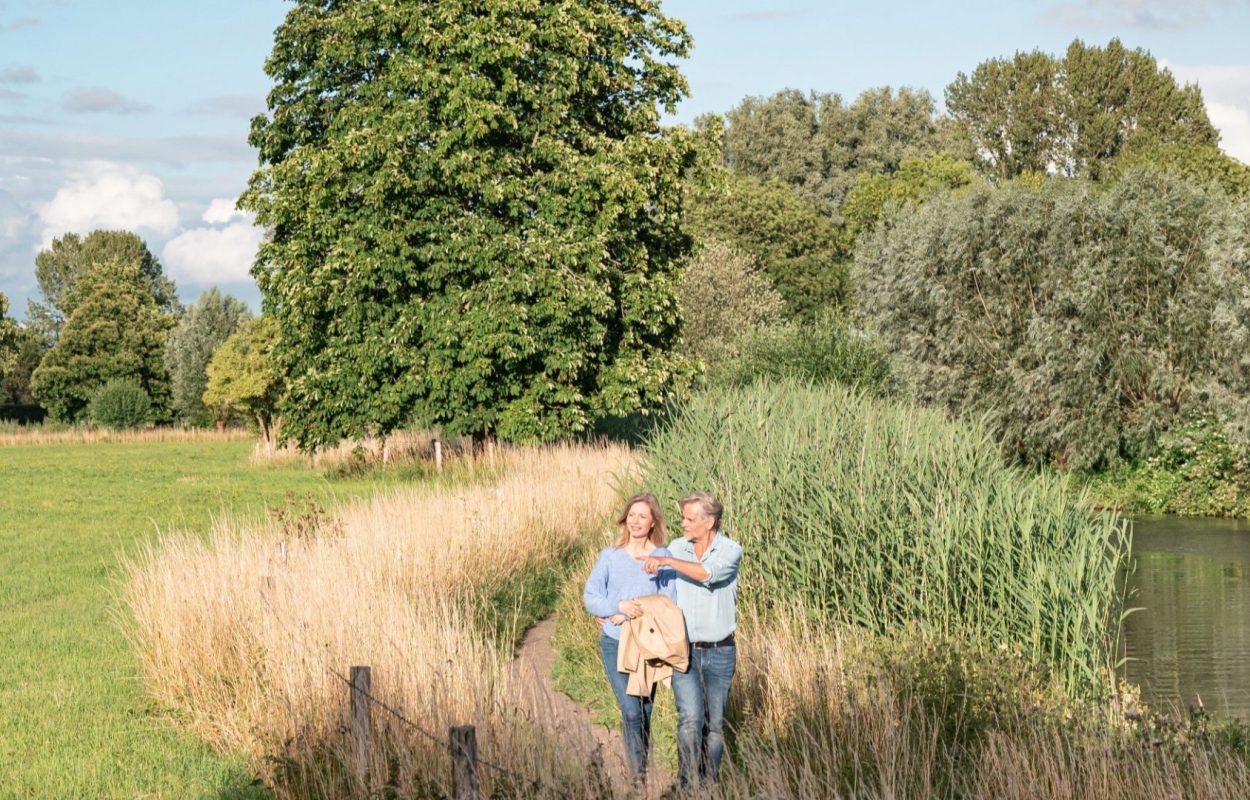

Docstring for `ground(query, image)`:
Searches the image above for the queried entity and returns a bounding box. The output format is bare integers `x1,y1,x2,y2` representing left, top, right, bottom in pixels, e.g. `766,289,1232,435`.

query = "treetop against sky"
0,0,1247,316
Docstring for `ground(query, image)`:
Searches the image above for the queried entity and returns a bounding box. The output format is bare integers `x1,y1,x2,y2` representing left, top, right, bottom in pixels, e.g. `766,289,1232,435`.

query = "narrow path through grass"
0,440,409,799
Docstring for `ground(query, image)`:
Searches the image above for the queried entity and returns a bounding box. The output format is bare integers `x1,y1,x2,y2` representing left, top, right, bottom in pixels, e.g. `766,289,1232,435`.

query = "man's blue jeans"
671,642,736,785
598,633,653,778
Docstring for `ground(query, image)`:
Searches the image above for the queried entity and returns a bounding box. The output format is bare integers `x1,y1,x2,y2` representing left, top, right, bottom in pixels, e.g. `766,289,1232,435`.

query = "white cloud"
37,161,180,247
0,65,38,84
63,86,151,114
1162,61,1250,165
162,220,263,284
0,190,36,280
202,197,244,224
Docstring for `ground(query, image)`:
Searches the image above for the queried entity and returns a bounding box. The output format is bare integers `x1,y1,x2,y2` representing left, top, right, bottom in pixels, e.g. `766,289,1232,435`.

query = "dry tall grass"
249,429,455,471
0,425,254,447
123,442,637,799
709,616,1250,799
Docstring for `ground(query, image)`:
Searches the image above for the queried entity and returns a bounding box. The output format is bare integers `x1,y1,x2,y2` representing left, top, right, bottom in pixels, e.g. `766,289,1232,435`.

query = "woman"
583,492,676,780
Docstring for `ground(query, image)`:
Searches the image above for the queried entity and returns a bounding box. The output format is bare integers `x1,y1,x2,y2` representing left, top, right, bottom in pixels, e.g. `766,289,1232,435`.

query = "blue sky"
1,0,1248,317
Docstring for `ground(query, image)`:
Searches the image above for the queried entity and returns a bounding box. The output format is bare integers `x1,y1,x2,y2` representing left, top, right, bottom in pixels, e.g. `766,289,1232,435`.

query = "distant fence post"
350,665,371,792
450,725,480,800
434,438,443,471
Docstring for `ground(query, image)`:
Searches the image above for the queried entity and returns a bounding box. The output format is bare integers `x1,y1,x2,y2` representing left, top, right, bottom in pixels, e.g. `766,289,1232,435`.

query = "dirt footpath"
510,616,675,798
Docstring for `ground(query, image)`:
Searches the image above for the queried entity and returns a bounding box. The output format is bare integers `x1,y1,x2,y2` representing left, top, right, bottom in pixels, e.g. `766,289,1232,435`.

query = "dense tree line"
8,18,1249,479
0,228,255,430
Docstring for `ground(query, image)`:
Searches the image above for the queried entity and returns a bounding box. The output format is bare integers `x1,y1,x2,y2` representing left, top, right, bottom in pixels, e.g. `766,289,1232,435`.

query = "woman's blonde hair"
613,493,667,549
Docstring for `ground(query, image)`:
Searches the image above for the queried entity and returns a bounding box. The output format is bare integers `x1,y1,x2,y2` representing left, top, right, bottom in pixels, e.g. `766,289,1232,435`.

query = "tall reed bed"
643,380,1130,695
123,443,636,799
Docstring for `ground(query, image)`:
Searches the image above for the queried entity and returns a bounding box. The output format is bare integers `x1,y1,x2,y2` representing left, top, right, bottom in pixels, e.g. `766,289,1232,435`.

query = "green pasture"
0,440,407,799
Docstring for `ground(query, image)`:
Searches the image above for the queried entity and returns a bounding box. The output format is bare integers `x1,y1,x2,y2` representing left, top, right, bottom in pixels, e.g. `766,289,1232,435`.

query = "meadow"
10,397,1250,799
0,437,416,799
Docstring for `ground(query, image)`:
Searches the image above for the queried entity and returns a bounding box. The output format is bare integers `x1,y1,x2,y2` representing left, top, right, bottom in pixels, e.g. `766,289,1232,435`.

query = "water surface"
1121,515,1250,721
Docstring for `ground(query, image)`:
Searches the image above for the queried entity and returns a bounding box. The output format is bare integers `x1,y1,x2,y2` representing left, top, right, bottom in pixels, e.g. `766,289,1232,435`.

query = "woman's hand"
618,599,643,619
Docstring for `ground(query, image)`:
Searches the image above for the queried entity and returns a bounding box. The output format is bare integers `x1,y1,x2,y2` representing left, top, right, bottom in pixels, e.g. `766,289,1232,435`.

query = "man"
643,491,741,786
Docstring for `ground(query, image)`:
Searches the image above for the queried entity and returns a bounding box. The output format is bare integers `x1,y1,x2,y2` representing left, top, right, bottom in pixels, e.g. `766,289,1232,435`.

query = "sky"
1,0,1248,318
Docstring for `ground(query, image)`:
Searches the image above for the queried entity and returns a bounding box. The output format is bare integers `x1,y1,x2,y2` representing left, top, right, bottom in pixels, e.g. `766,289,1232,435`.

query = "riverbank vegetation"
553,383,1250,798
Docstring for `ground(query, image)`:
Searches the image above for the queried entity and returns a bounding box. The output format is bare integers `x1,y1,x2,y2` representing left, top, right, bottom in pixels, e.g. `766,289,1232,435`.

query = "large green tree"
242,0,697,448
945,49,1062,180
31,259,175,422
165,289,253,425
1061,39,1216,179
946,39,1220,181
28,230,180,344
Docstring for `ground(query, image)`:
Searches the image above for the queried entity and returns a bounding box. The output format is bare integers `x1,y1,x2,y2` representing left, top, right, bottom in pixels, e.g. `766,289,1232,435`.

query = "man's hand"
642,555,670,574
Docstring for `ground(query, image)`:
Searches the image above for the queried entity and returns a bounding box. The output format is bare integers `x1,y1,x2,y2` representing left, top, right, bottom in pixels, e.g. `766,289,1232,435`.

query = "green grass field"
0,440,409,799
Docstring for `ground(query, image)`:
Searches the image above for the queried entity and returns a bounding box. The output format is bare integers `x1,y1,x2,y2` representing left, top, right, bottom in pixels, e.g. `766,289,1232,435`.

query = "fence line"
257,582,560,799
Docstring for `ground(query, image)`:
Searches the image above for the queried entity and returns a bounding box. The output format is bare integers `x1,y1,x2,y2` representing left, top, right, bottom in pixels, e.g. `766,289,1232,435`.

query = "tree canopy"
29,230,180,344
0,293,18,383
31,259,174,422
165,289,253,425
241,0,698,448
841,152,978,244
718,85,946,211
685,169,850,317
945,38,1219,181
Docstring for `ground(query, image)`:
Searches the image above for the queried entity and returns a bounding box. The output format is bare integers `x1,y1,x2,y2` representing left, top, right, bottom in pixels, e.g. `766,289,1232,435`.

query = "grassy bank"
123,443,636,799
0,439,417,799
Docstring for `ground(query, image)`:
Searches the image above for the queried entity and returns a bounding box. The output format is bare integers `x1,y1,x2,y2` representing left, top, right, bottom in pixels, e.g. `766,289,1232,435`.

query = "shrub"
643,380,1130,696
711,312,896,395
1084,416,1250,517
855,170,1248,469
677,240,784,369
88,379,151,429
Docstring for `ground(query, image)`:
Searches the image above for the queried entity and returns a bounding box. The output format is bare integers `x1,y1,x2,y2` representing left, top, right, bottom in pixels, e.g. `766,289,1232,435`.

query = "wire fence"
258,584,577,800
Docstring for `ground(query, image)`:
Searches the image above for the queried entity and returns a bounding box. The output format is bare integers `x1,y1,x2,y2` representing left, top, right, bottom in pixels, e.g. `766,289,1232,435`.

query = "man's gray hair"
680,491,723,531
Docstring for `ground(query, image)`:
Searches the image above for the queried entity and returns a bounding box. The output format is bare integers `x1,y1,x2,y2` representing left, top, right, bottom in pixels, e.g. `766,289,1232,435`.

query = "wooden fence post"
434,438,443,472
350,666,371,791
450,725,480,800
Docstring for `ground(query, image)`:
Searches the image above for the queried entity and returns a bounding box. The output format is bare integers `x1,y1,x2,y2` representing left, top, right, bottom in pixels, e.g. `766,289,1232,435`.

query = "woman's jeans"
599,633,654,778
671,643,736,785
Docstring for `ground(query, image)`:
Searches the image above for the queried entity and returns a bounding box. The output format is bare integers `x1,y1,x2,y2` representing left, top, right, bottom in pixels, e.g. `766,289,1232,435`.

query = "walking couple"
582,491,742,789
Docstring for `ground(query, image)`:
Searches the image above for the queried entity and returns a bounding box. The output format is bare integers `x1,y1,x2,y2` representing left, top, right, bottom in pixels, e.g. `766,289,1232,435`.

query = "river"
1121,515,1250,722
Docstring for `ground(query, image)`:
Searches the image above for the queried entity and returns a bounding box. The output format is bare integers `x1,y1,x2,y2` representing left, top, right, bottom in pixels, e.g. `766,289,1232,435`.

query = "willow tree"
242,1,697,448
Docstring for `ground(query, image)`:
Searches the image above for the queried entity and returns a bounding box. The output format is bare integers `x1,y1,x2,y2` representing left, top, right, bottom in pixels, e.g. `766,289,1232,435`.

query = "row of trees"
0,230,278,436
9,8,1249,472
